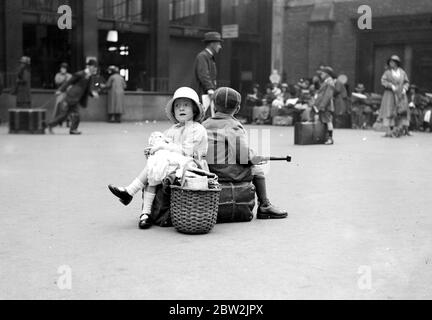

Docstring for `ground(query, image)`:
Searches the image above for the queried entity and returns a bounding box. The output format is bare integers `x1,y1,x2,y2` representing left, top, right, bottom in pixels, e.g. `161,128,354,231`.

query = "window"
169,0,205,21
22,0,76,12
97,0,150,22
23,24,76,89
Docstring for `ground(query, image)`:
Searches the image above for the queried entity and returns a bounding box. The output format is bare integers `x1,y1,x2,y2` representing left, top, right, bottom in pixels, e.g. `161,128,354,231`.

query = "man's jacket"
59,70,95,107
192,49,217,97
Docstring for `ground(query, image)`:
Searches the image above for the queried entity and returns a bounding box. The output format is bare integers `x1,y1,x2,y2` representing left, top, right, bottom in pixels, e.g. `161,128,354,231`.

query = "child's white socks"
125,178,145,196
142,191,156,215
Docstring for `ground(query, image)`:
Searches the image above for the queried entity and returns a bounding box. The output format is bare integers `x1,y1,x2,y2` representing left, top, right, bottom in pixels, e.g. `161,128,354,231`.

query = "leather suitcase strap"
9,109,17,133
29,110,35,132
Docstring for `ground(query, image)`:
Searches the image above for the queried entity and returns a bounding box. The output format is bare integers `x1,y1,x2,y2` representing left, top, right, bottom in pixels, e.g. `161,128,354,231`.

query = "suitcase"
217,181,255,223
272,115,293,126
253,105,270,123
294,122,327,145
335,114,352,128
9,108,46,134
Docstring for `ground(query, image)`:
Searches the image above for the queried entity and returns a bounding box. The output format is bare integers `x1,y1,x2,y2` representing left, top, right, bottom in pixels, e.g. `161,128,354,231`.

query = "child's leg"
252,166,268,205
139,185,157,229
251,166,288,219
142,185,157,216
125,167,149,196
325,118,334,144
108,167,149,206
327,121,334,136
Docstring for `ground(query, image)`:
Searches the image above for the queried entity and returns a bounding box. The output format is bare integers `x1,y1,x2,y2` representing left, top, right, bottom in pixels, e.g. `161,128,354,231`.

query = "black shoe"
138,214,152,229
256,201,288,219
108,184,133,206
69,130,82,135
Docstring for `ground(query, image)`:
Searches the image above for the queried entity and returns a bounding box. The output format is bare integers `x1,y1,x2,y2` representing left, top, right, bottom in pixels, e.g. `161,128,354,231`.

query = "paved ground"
1,121,432,300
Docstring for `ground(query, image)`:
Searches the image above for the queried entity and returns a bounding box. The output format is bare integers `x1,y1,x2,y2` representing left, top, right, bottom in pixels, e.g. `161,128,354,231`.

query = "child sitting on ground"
203,87,288,219
108,87,208,229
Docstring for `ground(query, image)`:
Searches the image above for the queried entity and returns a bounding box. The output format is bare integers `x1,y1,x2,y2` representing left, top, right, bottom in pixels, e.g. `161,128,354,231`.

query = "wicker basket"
170,166,221,235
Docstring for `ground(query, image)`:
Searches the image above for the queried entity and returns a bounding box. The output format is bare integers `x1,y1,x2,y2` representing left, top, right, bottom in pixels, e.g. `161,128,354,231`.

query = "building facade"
277,0,432,93
0,0,273,95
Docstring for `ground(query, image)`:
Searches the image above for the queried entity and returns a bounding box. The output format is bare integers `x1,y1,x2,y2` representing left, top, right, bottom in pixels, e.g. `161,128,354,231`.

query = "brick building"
276,0,432,92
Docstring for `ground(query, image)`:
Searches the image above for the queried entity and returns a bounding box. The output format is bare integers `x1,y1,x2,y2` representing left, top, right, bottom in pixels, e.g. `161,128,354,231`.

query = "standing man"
192,31,223,118
313,66,336,145
47,59,99,135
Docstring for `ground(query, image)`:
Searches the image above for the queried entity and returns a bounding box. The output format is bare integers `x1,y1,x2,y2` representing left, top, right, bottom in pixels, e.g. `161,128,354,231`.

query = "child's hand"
150,144,164,155
144,147,152,157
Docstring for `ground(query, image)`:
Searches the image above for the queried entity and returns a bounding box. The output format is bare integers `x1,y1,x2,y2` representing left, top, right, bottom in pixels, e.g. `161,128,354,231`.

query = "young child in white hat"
108,87,208,229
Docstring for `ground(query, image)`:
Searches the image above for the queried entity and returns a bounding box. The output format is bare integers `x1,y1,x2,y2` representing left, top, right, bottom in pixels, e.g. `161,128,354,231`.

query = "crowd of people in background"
237,59,432,137
2,51,432,137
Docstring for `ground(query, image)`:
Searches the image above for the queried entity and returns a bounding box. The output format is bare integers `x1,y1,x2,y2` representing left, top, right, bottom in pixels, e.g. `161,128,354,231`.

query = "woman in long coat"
105,66,126,123
13,56,32,108
378,55,409,137
52,62,72,126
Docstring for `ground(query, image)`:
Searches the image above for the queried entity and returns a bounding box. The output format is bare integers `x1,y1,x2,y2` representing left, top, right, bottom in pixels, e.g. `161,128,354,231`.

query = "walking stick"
49,94,62,120
261,156,292,163
270,156,291,162
38,95,57,110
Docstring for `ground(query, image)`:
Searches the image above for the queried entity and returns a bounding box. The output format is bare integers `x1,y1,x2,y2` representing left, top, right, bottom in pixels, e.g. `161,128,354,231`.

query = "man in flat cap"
192,31,223,119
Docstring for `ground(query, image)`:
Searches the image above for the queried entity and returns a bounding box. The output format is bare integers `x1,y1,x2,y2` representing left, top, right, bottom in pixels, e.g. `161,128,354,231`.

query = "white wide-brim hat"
165,87,204,123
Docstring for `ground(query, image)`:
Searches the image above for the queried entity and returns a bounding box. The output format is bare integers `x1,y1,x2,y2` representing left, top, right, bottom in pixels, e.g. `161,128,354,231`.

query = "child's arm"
231,127,265,165
158,125,207,159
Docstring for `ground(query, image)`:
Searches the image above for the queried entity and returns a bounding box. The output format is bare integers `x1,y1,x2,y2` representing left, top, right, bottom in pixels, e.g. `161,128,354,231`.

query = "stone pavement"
1,121,432,300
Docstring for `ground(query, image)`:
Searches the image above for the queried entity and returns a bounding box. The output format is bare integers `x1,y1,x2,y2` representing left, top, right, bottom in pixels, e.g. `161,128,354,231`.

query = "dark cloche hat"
355,83,366,92
86,59,98,67
318,66,337,78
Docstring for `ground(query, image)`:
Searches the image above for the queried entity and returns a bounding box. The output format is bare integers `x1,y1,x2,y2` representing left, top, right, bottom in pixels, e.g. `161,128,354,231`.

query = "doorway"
23,24,75,88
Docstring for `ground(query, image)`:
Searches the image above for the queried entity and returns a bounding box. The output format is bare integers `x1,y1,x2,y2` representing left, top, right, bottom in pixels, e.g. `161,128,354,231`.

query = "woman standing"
105,66,126,123
12,56,32,108
52,62,72,126
378,55,409,137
